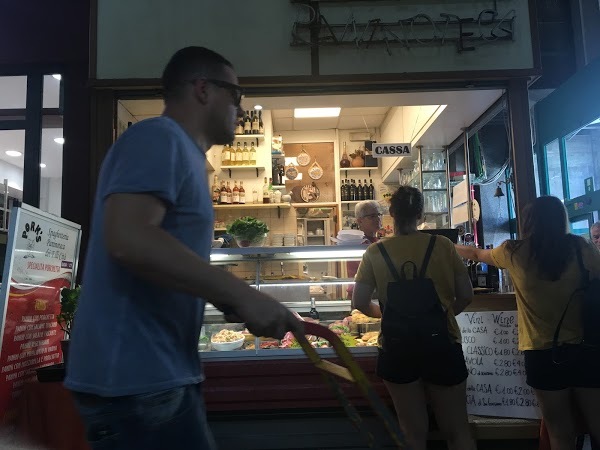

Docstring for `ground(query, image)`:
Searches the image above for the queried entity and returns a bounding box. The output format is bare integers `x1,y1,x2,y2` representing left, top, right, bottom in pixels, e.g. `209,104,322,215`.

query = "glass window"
570,216,592,238
0,129,25,192
43,74,61,109
565,116,600,199
39,128,62,216
545,139,564,200
0,76,27,109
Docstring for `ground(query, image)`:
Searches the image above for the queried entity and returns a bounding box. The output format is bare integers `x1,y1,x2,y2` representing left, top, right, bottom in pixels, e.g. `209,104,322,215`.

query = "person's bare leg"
384,379,429,450
534,388,577,450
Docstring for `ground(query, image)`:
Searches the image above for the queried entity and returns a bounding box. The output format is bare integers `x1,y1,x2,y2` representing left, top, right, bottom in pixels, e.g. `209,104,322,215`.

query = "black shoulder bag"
377,236,450,350
553,242,600,362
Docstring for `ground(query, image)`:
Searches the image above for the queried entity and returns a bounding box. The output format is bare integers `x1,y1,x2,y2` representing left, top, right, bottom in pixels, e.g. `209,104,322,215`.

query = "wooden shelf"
291,202,338,208
233,134,264,146
341,200,361,204
220,165,264,178
340,167,376,178
213,203,291,218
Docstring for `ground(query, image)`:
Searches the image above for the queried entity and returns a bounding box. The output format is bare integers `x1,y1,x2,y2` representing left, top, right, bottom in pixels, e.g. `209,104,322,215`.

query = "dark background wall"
0,0,91,277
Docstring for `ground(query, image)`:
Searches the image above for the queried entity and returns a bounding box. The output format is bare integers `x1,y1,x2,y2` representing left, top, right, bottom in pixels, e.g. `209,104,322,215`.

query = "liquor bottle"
242,142,250,165
239,181,246,204
221,144,231,166
340,142,351,168
309,297,320,321
258,111,264,135
357,180,364,201
211,175,220,204
341,180,346,201
232,181,240,204
344,179,350,201
249,142,257,165
368,179,375,200
226,181,233,204
219,181,227,205
235,118,243,136
262,177,270,204
244,111,251,134
235,142,244,166
350,179,357,201
251,110,260,134
268,177,275,203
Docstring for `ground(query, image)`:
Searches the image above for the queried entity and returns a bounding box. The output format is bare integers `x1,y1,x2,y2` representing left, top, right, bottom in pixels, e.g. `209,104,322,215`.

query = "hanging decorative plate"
301,182,320,203
296,146,311,166
308,160,323,180
285,163,298,180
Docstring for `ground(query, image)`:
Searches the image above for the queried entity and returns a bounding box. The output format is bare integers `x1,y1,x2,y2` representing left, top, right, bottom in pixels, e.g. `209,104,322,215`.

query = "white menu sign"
457,311,541,419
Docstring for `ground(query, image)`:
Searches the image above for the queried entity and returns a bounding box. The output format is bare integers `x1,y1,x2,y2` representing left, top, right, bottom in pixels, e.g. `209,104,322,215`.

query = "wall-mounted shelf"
213,203,290,218
234,134,264,146
340,167,375,178
291,202,338,208
220,165,264,178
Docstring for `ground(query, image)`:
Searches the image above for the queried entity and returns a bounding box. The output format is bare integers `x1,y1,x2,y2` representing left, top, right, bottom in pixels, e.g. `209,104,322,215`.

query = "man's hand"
225,289,302,339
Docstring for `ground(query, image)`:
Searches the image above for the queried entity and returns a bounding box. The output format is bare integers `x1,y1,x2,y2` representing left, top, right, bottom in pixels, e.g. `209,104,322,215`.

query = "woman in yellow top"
456,196,600,450
353,186,475,450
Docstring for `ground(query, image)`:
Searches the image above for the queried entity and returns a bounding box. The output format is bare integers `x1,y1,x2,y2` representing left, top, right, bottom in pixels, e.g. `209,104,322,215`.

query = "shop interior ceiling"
120,89,505,149
0,76,63,182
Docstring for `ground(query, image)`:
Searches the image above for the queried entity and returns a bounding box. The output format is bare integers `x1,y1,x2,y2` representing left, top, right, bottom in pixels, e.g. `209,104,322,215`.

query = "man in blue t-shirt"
64,47,301,450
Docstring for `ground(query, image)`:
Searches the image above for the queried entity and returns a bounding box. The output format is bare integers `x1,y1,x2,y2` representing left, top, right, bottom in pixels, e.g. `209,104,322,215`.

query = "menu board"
0,204,81,423
457,311,541,419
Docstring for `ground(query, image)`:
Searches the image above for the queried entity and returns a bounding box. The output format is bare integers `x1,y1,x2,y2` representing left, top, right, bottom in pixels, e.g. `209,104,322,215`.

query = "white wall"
0,160,23,192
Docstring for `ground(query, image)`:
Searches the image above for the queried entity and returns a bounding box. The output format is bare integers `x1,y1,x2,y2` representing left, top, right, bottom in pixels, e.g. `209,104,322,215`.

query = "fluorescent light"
288,249,365,259
294,107,341,118
52,74,62,81
54,137,64,145
5,150,22,157
254,105,263,110
40,163,46,168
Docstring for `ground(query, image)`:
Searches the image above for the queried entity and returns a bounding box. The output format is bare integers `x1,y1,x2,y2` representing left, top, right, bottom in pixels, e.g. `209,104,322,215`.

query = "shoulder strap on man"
419,235,437,278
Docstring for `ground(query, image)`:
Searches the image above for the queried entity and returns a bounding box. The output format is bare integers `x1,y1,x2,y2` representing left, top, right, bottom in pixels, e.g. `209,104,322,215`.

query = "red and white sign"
0,204,81,423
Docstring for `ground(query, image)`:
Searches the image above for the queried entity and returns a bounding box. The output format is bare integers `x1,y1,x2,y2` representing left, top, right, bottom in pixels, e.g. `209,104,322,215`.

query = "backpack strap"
419,235,437,278
377,242,402,282
552,241,587,354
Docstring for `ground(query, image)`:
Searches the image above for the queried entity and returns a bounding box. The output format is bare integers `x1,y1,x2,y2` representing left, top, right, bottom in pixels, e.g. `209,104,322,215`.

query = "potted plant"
350,147,365,167
57,285,81,365
226,216,269,247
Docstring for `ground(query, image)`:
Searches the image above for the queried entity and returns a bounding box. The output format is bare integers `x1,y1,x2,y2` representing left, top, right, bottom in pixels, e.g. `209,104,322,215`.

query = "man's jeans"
71,384,216,450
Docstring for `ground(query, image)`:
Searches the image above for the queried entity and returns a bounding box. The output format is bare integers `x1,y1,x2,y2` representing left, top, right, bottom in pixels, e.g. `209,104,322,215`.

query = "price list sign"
457,311,541,419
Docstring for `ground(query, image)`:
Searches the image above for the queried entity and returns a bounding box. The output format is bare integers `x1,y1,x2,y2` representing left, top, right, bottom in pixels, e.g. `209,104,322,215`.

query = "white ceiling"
120,89,504,149
0,75,63,183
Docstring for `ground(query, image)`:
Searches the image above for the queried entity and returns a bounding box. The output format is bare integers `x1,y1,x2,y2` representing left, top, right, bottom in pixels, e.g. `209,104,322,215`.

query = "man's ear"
192,79,209,105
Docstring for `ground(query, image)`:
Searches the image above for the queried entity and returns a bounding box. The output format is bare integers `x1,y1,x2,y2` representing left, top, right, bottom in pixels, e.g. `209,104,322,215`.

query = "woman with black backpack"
353,186,476,450
456,195,600,450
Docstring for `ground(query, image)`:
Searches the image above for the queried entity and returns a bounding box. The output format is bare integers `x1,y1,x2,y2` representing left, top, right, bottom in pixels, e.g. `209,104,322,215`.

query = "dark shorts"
524,345,600,391
71,384,216,450
377,342,468,386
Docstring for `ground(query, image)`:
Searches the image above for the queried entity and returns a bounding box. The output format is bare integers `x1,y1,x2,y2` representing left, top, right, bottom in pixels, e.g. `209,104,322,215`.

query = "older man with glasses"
346,200,383,298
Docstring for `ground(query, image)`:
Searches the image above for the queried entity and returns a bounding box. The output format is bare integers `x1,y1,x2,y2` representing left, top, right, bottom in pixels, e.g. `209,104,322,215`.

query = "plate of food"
211,329,244,351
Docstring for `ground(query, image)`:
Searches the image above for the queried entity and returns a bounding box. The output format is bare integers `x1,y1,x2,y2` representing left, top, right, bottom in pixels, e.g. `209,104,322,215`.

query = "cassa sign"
372,143,412,157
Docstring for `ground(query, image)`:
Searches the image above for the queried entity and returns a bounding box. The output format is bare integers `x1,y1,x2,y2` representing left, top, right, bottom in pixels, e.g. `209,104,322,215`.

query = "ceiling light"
40,163,46,168
5,150,22,157
54,137,65,145
52,74,62,81
294,107,341,118
254,105,263,110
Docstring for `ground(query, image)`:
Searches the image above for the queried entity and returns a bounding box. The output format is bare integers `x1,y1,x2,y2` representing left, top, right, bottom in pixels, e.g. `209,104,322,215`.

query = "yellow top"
491,238,600,350
355,233,468,344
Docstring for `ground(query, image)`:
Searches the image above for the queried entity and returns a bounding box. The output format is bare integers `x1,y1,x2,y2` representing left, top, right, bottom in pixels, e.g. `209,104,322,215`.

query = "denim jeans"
71,384,216,450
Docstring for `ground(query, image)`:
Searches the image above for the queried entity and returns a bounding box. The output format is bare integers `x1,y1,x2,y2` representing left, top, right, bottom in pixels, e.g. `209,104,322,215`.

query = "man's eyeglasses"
362,213,383,220
192,78,244,106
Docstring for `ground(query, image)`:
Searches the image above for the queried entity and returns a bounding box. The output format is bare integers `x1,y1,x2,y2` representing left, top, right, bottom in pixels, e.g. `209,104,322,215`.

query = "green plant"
226,216,269,242
57,285,81,339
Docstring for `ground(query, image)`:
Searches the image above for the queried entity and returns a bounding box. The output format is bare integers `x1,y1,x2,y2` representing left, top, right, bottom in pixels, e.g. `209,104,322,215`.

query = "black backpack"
553,241,600,354
377,236,450,350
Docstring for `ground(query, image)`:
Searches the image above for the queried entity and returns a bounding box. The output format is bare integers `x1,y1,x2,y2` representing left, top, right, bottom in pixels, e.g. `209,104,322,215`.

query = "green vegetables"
226,216,269,242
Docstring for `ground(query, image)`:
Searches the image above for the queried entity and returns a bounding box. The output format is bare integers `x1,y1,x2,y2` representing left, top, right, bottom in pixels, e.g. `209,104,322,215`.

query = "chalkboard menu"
457,311,541,419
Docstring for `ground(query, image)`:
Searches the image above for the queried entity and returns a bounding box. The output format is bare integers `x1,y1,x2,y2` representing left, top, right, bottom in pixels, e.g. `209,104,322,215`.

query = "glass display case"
202,246,380,360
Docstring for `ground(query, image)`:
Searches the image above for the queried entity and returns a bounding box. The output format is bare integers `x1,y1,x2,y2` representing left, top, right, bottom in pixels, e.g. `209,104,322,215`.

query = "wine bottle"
235,118,243,135
341,180,346,201
350,179,357,201
221,144,230,166
368,179,375,200
258,111,264,134
239,181,246,204
249,142,257,165
357,180,364,201
211,175,220,204
340,142,351,168
242,142,250,165
262,177,270,204
232,181,240,204
244,111,251,134
251,110,260,134
309,297,320,320
235,142,243,166
226,181,233,204
219,181,227,205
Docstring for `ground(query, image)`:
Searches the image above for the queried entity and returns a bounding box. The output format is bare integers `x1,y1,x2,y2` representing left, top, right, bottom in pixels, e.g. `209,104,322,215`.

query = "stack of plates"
332,229,365,245
283,234,296,246
271,233,283,247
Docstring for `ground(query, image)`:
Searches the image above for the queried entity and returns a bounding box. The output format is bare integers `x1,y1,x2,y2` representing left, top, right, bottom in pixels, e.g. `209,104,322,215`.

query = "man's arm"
104,193,300,339
454,245,495,266
352,282,382,318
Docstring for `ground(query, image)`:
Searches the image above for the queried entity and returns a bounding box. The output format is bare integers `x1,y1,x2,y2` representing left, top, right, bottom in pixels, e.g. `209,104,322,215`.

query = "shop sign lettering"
372,143,411,157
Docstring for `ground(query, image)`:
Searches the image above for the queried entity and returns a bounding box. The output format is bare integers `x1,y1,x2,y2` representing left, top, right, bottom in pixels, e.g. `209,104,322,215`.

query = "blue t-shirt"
64,116,214,396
